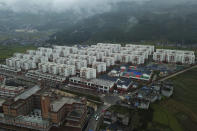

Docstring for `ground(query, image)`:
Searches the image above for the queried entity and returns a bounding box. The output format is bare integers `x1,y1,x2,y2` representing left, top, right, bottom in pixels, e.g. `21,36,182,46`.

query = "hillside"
49,0,197,45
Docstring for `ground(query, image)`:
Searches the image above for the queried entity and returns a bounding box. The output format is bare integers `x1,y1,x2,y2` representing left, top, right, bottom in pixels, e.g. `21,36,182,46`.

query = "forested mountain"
49,0,197,45
1,0,197,45
0,11,77,32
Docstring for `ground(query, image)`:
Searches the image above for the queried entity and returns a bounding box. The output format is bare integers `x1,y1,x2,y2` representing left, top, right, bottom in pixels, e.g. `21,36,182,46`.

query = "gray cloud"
1,0,195,17
0,0,149,14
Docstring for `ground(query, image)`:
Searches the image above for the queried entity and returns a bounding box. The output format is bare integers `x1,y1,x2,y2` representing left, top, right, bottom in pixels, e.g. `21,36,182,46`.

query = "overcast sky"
0,0,150,14
0,0,195,16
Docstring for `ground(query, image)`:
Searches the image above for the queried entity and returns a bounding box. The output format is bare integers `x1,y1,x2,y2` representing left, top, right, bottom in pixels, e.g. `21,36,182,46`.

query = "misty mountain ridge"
49,0,197,44
0,0,197,45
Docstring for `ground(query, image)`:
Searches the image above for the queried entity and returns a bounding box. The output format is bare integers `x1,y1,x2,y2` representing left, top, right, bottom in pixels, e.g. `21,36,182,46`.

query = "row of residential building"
3,44,195,81
5,43,154,69
38,62,76,77
0,64,21,74
153,49,195,64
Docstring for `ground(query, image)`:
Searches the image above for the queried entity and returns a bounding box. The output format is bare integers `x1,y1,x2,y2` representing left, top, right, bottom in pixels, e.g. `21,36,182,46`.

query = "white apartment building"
153,49,195,64
92,62,107,73
80,67,96,79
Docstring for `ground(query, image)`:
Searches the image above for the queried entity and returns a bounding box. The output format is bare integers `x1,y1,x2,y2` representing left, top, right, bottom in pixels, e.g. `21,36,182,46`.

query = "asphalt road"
85,93,122,131
85,104,110,131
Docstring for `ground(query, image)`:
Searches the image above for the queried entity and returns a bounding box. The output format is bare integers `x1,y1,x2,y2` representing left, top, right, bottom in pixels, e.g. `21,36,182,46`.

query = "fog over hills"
49,0,197,44
0,0,197,45
0,0,149,15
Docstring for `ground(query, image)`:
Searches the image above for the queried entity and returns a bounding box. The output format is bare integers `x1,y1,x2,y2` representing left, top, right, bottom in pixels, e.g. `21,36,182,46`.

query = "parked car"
96,115,99,121
94,113,98,118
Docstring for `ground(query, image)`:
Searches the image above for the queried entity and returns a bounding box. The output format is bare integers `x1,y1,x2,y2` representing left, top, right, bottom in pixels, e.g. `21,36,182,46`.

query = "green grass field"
108,105,131,114
171,68,197,116
149,104,183,131
148,67,197,131
0,45,36,62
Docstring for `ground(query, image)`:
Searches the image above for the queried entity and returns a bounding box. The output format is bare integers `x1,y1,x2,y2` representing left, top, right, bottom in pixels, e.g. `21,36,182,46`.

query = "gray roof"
70,77,115,87
50,97,77,112
14,85,41,101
